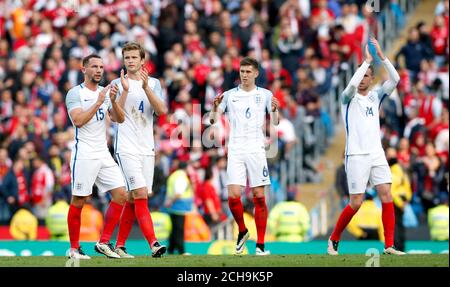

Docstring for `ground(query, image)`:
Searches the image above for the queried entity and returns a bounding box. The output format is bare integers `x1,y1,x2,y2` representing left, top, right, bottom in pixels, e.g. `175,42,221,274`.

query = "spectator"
1,159,29,217
30,156,55,219
184,211,211,242
395,28,430,81
165,161,193,255
79,196,103,242
199,167,224,228
276,112,298,157
268,190,311,242
413,143,446,211
430,16,448,68
151,209,172,241
9,203,38,240
45,192,69,241
428,193,449,241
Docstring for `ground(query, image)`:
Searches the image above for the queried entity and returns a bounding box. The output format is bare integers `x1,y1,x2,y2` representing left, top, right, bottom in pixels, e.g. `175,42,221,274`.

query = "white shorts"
227,152,271,188
115,153,155,193
345,151,392,195
70,155,125,196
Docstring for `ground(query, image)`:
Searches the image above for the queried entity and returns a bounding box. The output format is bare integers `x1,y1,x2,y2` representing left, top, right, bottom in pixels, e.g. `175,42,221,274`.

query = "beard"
91,77,101,84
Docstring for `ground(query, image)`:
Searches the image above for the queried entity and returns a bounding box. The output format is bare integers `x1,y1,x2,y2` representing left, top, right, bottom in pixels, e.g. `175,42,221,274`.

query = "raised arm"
141,69,167,116
209,93,225,125
108,84,125,123
341,45,373,104
67,85,110,128
370,37,400,99
267,94,279,126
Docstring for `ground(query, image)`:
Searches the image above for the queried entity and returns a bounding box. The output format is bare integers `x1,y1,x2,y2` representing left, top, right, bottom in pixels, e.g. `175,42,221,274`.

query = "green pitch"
0,254,448,267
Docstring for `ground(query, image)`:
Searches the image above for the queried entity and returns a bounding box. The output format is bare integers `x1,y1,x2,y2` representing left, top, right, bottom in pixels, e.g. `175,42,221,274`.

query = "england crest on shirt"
255,94,262,105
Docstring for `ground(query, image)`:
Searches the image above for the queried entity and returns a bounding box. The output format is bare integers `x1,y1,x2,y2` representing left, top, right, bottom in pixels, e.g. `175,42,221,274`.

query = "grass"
0,254,448,267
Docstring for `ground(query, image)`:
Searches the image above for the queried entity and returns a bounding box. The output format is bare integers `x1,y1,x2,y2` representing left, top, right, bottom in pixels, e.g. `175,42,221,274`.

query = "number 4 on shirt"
138,101,144,113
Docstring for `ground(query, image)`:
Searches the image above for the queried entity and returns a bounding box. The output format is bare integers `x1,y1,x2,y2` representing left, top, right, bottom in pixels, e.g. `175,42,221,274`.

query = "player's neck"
357,89,370,96
127,70,141,81
83,80,98,92
239,83,256,92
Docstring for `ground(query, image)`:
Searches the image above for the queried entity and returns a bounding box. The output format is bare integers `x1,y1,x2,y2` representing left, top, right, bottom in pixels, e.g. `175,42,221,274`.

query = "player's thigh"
369,152,392,186
142,155,155,194
70,158,101,196
346,155,371,194
245,152,271,188
115,153,146,192
226,154,247,186
96,156,126,193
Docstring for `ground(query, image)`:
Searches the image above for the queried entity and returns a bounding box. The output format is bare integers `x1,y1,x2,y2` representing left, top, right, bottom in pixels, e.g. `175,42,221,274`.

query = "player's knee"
227,185,241,199
349,201,362,211
379,191,393,203
349,196,364,210
111,188,127,205
71,196,86,208
376,184,392,202
132,188,148,200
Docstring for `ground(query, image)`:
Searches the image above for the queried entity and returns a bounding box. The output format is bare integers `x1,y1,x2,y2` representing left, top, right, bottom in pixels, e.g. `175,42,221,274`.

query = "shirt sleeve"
265,90,273,114
65,86,82,113
374,58,400,101
341,61,370,105
152,78,164,101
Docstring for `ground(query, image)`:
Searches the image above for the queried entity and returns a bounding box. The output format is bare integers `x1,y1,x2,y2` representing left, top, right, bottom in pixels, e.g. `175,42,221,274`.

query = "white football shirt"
218,86,273,155
65,84,112,159
341,58,400,155
111,76,164,156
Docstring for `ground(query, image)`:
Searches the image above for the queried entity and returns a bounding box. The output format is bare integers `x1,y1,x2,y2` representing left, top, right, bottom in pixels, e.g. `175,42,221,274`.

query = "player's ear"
254,68,259,78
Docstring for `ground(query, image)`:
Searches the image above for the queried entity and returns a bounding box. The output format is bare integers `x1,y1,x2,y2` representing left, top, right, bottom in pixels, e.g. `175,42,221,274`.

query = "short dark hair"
82,54,102,67
240,57,259,70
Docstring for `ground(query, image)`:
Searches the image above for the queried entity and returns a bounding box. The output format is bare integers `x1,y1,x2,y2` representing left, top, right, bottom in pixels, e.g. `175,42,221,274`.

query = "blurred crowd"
0,0,448,242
